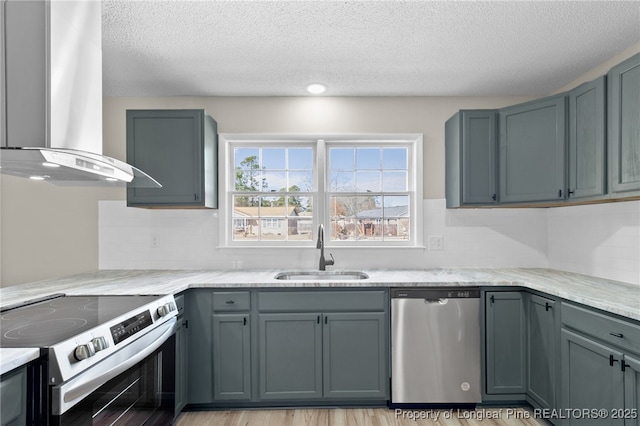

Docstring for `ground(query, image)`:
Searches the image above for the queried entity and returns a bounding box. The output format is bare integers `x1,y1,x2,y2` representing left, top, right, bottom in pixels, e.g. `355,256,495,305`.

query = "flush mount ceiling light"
306,83,327,95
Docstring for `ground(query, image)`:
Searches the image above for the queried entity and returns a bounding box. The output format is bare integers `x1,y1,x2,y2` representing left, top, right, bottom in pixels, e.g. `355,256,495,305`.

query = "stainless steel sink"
274,271,369,281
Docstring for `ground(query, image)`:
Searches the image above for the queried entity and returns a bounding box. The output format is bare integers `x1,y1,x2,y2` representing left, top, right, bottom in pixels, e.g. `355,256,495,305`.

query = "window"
222,135,422,247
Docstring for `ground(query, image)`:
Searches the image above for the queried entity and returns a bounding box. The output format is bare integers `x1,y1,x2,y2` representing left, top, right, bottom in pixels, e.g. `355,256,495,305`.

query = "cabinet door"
0,367,26,426
560,329,624,426
526,294,556,409
174,316,188,416
499,96,566,203
212,314,251,400
624,354,640,426
463,111,498,204
259,313,322,400
322,312,387,399
186,290,214,404
568,76,607,199
609,53,640,194
485,292,526,394
445,110,498,207
127,109,217,207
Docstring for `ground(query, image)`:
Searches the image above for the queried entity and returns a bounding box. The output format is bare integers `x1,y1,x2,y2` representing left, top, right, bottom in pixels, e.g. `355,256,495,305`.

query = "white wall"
99,199,549,271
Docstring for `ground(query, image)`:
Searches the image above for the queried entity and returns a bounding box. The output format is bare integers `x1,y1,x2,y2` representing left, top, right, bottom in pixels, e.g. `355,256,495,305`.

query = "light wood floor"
176,407,546,425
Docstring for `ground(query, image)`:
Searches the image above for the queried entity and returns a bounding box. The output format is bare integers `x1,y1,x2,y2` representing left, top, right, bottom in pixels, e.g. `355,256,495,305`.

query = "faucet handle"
327,253,335,266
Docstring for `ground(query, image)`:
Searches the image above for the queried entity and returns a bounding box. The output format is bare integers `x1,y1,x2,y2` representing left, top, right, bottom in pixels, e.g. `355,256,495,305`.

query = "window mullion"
317,139,327,233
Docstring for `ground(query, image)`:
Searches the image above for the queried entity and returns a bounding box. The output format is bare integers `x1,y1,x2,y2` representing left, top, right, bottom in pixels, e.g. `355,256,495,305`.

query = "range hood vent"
0,0,160,187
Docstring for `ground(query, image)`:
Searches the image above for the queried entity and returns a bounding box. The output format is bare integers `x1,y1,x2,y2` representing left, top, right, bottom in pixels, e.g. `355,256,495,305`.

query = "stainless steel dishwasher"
391,287,481,404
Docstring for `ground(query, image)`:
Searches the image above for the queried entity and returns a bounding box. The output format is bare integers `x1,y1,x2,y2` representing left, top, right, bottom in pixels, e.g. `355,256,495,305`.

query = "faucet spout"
317,224,334,271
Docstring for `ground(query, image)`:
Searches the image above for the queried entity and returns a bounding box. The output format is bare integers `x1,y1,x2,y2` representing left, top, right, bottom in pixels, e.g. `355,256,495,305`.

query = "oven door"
50,318,176,425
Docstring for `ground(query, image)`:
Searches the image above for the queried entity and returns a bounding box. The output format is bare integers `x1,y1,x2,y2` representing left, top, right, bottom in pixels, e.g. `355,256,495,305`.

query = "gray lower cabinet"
485,291,526,396
0,366,26,426
560,329,624,425
323,312,387,399
624,354,640,426
568,76,607,200
560,302,640,426
259,311,387,401
126,109,218,208
526,293,557,410
445,110,498,207
213,314,252,400
608,52,640,195
499,95,567,203
174,294,188,417
259,313,322,400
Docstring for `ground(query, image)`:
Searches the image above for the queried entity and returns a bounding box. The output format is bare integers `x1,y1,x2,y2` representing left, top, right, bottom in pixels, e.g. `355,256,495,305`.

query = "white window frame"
219,133,423,248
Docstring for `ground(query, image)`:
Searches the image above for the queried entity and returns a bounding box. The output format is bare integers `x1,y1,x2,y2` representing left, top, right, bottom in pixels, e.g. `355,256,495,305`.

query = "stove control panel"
157,302,176,317
110,310,153,345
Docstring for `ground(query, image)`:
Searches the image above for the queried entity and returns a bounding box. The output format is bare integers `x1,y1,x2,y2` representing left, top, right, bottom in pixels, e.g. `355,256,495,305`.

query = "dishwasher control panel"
391,287,480,299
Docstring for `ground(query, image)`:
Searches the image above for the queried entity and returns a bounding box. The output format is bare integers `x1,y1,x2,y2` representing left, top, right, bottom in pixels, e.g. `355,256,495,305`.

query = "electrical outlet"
428,235,444,251
150,234,160,248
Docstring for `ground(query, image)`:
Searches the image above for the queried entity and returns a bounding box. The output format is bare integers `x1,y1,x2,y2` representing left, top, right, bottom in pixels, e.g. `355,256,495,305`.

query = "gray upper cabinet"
445,110,498,207
608,52,640,195
568,76,607,200
126,109,218,208
485,291,526,396
499,95,567,203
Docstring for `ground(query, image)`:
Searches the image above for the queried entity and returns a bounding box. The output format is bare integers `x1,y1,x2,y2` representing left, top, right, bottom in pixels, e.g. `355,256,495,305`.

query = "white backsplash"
99,199,640,285
547,200,640,285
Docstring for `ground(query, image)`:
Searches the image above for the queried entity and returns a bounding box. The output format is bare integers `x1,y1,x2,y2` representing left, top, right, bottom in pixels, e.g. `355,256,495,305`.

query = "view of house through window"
328,146,410,242
227,137,417,246
232,146,314,241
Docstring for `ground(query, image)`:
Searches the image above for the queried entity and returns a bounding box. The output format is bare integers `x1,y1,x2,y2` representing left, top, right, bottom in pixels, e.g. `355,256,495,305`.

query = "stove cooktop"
0,295,163,348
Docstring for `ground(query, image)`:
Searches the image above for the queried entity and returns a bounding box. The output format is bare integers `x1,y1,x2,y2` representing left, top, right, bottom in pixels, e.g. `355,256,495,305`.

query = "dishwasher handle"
391,287,480,299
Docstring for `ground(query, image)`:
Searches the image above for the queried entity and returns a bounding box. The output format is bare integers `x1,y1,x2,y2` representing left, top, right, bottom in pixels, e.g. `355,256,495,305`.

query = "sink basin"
274,271,369,281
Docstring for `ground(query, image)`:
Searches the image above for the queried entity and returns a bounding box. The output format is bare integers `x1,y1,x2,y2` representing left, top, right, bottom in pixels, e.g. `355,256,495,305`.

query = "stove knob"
157,302,176,317
74,343,96,361
91,336,109,352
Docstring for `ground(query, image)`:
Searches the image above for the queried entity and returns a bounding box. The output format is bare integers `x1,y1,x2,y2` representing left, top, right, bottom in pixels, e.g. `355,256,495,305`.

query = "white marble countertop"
1,268,639,375
0,348,40,376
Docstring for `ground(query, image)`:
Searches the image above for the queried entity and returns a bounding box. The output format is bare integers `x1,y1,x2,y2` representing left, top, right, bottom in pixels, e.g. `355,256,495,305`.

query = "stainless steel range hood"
0,0,160,187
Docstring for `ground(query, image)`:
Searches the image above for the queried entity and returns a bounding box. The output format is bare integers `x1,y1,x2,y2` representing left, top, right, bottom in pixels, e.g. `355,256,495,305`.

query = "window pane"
355,171,381,192
288,171,313,192
259,197,287,215
329,148,355,170
383,148,408,169
262,148,286,170
330,196,357,217
331,216,357,241
328,171,355,192
289,196,312,214
262,171,287,192
232,195,260,240
289,148,313,170
356,148,381,170
382,171,408,191
234,154,263,192
260,218,287,241
288,218,313,241
235,148,259,169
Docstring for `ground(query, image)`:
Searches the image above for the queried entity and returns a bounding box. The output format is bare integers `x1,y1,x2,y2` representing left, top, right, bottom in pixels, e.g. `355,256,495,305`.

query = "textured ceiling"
101,1,640,97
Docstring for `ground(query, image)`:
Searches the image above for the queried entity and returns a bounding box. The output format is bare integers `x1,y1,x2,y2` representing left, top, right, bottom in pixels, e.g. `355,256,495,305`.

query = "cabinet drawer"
561,302,640,355
258,290,386,312
212,291,250,311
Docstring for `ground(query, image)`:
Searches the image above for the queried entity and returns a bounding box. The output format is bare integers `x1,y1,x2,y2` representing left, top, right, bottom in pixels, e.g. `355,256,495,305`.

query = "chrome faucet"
316,224,334,271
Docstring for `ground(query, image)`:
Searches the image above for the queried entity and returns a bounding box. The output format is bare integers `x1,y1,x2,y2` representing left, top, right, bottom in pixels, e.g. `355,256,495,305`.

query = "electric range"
0,294,177,422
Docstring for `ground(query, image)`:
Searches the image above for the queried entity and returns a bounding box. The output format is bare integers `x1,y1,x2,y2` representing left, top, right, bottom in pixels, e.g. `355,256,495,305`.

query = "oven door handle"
51,317,177,415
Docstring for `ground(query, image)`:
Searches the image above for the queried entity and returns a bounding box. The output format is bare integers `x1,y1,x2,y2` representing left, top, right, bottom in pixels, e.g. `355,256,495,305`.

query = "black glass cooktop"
0,295,161,348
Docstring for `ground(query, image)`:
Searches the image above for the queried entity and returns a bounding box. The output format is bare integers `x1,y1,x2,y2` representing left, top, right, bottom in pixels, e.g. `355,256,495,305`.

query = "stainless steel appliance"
391,287,481,404
0,0,159,187
0,294,177,424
